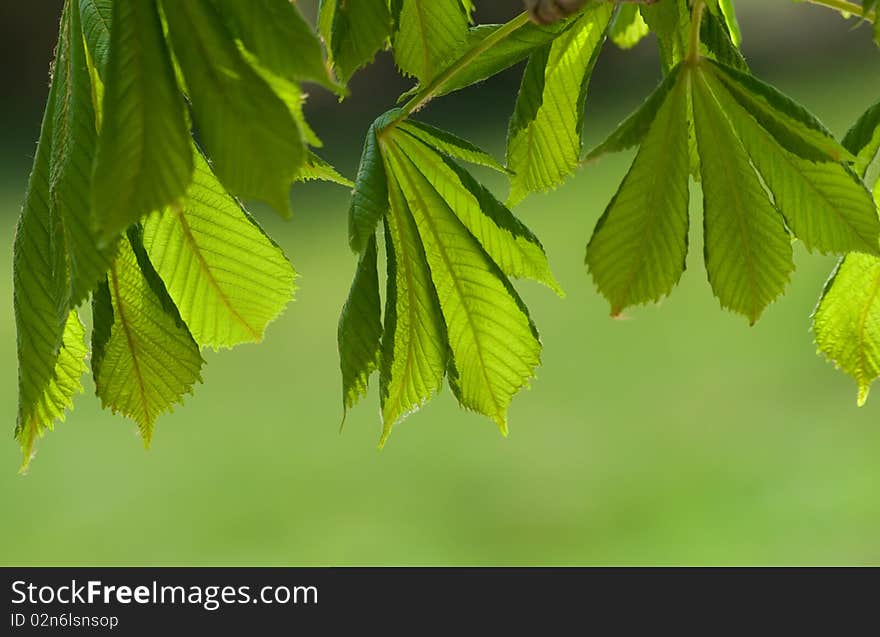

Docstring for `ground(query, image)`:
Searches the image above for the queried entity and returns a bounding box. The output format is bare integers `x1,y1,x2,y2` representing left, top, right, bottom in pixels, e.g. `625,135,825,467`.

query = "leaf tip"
494,415,509,438
857,383,871,407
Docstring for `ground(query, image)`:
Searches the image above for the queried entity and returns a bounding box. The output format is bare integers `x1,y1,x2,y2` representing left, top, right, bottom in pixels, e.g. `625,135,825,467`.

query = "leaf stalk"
686,0,706,65
383,11,532,133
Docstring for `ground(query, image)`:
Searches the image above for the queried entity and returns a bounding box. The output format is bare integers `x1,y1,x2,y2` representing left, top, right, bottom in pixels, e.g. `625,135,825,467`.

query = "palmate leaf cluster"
14,0,880,469
14,0,349,469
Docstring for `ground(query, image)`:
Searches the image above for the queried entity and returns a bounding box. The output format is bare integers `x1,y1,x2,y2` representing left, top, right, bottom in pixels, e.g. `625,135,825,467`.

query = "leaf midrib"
108,259,150,426
170,202,261,341
613,83,684,312
391,143,505,423
697,70,763,320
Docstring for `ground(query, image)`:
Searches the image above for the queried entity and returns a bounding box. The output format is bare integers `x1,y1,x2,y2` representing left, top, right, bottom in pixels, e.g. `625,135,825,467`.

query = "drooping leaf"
51,0,114,306
416,18,574,100
318,0,393,84
393,132,562,294
213,0,342,93
385,137,542,433
813,254,880,405
640,0,690,73
379,169,448,438
813,95,880,404
294,152,354,187
92,232,203,445
392,0,470,83
587,71,690,315
348,111,396,253
338,234,383,414
91,0,193,240
692,67,794,323
700,7,747,72
610,4,649,50
14,6,87,470
703,67,880,256
142,148,296,349
840,98,880,182
341,112,554,439
506,3,613,205
162,0,305,216
398,120,507,173
707,60,854,163
237,51,322,151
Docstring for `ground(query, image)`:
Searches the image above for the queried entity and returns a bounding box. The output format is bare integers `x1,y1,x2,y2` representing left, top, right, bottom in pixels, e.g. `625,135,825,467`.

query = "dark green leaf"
92,0,193,239
339,234,383,415
348,111,397,253
213,0,343,94
318,0,393,84
162,0,305,216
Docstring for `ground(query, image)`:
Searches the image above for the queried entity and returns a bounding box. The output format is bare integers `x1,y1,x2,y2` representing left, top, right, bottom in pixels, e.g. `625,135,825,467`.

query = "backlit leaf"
393,0,470,83
339,234,383,414
162,0,305,216
142,148,296,349
318,0,392,84
92,232,203,445
587,71,690,314
92,0,192,239
692,67,794,323
506,3,613,205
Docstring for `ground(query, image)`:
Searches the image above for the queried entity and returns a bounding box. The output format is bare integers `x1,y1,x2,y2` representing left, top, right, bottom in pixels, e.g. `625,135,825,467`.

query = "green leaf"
640,0,690,73
318,0,393,84
610,4,649,50
707,60,854,163
92,0,193,240
392,0,470,83
295,152,354,187
692,67,794,324
585,64,682,161
92,232,203,446
348,112,395,253
338,234,383,415
506,4,613,205
418,19,573,100
16,308,86,472
586,72,690,315
14,4,88,471
813,254,880,405
239,51,322,150
703,68,880,256
213,0,342,93
162,0,305,216
385,136,542,433
379,170,448,439
142,147,296,349
393,131,562,294
79,0,112,78
51,0,114,306
841,98,880,183
398,120,507,173
718,0,742,46
700,7,747,72
812,92,880,405
341,112,555,438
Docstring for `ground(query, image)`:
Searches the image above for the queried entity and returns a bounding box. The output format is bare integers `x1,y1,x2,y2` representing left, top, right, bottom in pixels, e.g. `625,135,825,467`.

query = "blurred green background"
2,1,879,565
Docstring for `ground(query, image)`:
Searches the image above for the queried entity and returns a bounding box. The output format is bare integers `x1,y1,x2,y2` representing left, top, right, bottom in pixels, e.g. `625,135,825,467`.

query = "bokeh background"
1,1,879,565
